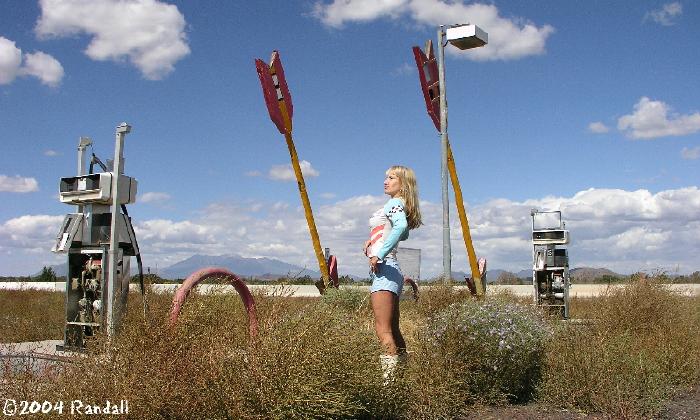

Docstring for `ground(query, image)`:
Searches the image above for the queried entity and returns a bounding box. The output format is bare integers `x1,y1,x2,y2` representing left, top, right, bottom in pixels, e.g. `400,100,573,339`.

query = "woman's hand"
363,240,371,257
369,256,379,273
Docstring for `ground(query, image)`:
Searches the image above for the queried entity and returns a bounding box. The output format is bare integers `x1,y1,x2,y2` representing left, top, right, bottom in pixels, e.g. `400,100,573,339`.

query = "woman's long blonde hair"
388,165,423,230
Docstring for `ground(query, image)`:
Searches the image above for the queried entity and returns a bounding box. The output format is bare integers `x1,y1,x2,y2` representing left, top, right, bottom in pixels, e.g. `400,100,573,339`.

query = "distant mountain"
570,267,624,283
488,269,530,285
37,258,624,284
159,254,320,280
487,269,507,282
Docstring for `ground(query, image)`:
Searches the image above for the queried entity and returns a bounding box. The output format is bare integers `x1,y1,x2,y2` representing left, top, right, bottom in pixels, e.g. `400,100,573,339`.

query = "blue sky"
1,0,699,278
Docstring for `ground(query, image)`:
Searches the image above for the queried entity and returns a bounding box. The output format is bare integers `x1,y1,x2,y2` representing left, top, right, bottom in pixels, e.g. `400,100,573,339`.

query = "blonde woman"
363,165,422,381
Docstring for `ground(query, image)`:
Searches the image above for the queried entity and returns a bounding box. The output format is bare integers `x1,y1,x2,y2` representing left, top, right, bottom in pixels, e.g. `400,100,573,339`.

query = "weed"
421,296,551,406
2,278,699,418
320,285,370,314
0,289,63,342
538,275,700,417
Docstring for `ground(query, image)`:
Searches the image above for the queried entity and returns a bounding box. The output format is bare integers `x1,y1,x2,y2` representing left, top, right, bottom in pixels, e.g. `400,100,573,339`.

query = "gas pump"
531,209,571,318
52,123,141,351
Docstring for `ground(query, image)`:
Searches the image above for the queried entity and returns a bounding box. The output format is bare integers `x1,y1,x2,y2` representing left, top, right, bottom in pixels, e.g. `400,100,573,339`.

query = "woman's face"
384,171,402,197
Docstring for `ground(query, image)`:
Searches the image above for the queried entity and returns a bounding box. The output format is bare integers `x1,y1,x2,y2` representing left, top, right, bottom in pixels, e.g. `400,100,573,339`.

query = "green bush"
34,266,58,282
423,297,551,405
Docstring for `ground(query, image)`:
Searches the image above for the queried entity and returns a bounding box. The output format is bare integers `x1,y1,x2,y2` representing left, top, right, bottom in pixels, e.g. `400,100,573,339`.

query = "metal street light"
437,24,487,283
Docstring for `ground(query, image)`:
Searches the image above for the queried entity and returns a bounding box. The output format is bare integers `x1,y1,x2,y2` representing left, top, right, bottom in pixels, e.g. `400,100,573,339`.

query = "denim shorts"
370,258,404,296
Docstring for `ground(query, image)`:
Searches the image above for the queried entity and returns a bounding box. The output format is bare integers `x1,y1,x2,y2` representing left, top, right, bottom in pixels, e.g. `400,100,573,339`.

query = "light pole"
437,24,487,283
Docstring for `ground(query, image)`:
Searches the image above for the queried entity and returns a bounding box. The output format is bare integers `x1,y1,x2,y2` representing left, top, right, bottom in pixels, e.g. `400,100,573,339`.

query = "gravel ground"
457,383,700,419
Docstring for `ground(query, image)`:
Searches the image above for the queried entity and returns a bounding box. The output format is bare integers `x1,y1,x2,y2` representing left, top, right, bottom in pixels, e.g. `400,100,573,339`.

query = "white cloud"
268,160,320,181
617,97,700,139
244,170,262,177
468,187,700,274
139,191,172,203
0,37,22,85
44,149,60,157
588,121,609,134
312,0,554,61
35,0,190,80
392,62,415,76
3,187,700,277
0,36,63,86
312,0,409,27
0,175,39,193
645,2,683,26
20,51,64,87
137,219,215,244
681,146,700,160
320,192,337,199
0,215,64,252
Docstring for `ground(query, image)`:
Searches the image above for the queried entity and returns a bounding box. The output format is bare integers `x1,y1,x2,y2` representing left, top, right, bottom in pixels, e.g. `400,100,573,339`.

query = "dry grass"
538,275,700,418
2,276,699,419
0,289,64,342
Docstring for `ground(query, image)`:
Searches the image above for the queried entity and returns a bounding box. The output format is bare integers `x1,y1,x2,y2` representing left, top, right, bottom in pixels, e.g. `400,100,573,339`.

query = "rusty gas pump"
51,123,142,350
531,209,571,318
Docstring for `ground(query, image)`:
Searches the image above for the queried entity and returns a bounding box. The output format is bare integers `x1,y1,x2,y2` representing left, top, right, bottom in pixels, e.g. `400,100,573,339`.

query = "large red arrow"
412,40,441,132
255,51,293,134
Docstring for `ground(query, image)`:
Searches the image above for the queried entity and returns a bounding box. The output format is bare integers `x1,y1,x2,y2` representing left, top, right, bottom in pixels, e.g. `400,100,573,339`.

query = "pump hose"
90,153,108,172
120,204,148,319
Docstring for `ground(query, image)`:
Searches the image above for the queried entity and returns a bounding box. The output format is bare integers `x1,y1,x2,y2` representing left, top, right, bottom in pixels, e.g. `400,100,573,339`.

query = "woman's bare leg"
391,295,406,353
371,291,398,355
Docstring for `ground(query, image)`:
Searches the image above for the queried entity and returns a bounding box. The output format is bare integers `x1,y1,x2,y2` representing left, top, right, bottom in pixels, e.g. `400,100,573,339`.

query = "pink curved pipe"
169,267,258,338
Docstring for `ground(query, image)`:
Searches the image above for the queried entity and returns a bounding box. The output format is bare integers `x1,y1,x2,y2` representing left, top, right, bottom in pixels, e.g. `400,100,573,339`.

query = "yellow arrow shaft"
446,139,484,296
279,102,330,286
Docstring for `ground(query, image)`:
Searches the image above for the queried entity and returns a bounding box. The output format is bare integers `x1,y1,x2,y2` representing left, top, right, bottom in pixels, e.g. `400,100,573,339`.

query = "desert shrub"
420,296,551,406
413,282,472,318
321,285,370,314
566,296,597,319
538,276,700,418
233,301,395,419
5,280,698,419
0,289,64,342
3,289,406,419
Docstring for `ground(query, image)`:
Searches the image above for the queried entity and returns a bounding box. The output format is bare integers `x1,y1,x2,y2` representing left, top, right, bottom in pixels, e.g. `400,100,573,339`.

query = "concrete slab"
0,340,74,379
